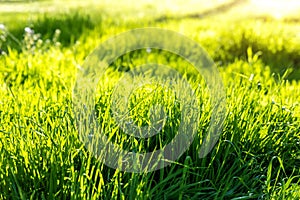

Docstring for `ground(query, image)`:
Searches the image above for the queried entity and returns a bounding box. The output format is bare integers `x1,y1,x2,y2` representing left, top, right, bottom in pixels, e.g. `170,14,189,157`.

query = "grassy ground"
0,0,300,199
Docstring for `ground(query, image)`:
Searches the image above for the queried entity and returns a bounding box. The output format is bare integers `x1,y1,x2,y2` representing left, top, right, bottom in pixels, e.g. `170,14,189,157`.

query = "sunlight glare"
250,0,300,19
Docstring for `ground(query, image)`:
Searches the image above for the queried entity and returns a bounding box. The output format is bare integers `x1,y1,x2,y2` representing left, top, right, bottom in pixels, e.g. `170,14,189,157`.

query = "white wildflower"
24,27,34,34
0,24,6,31
55,29,61,35
146,47,151,53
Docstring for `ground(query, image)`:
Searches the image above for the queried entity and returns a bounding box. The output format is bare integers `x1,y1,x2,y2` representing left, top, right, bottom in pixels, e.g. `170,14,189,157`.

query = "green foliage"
33,12,97,46
0,3,299,200
0,12,98,52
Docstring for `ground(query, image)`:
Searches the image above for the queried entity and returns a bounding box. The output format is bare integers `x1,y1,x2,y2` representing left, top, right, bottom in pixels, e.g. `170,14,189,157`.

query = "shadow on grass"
33,12,97,45
4,11,99,51
155,0,246,22
214,30,300,80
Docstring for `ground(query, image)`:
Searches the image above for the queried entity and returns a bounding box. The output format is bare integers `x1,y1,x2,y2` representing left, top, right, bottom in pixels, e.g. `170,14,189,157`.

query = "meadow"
0,0,300,199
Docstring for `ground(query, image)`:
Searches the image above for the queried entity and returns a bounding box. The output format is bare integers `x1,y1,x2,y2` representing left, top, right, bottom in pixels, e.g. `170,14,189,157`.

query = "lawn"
0,0,300,199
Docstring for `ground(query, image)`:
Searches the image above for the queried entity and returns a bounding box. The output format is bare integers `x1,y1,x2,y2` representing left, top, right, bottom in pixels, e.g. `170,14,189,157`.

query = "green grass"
0,0,300,199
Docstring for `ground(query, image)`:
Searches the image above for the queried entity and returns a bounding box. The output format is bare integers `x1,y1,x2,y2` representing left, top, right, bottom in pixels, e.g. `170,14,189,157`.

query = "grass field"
0,0,300,199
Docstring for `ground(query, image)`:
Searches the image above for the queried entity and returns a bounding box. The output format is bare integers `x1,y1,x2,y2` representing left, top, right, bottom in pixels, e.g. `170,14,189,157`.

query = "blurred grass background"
1,0,300,78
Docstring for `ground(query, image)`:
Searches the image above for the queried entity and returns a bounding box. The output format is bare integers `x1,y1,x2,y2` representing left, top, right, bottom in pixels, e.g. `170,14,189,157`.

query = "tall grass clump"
0,6,299,199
